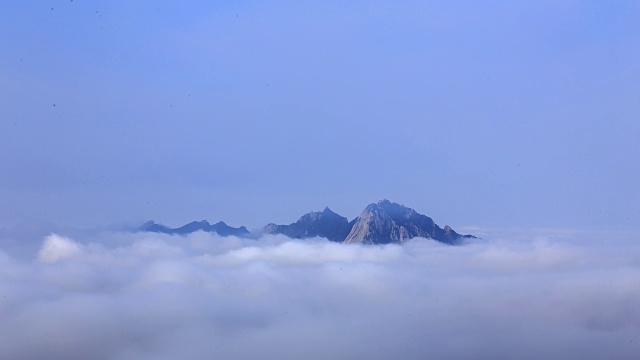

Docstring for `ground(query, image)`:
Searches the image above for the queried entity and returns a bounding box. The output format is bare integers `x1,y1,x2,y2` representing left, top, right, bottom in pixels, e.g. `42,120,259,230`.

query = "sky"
1,0,640,232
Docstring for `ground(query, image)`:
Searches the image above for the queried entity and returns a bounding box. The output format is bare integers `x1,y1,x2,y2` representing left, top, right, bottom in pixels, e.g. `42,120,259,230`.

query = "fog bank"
1,231,639,359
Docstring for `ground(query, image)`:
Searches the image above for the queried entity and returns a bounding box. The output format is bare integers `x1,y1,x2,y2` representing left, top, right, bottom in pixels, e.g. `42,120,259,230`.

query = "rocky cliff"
344,200,473,245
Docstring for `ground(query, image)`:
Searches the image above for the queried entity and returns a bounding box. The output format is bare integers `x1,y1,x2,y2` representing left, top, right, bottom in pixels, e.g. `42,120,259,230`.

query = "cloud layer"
1,231,639,359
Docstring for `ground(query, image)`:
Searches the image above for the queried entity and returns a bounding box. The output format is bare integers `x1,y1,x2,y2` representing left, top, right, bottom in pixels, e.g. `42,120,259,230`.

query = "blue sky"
1,1,639,231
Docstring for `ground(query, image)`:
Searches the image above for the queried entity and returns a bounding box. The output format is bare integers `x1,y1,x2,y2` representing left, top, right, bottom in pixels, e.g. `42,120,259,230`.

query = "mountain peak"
263,207,352,242
212,221,249,237
345,200,467,245
138,220,171,233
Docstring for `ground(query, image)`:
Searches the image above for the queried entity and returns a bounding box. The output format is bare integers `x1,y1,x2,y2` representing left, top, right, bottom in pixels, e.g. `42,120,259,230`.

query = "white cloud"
36,234,84,263
0,230,639,359
196,237,404,267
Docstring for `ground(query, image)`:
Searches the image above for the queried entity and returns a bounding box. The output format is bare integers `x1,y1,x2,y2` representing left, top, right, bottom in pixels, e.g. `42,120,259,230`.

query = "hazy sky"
1,1,639,231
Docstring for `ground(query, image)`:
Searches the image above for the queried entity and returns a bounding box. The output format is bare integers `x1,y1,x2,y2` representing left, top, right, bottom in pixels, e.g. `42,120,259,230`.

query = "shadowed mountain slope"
263,207,354,242
138,220,250,237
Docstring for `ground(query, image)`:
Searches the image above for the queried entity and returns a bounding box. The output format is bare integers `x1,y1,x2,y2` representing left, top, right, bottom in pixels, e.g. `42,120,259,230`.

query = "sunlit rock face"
344,200,474,245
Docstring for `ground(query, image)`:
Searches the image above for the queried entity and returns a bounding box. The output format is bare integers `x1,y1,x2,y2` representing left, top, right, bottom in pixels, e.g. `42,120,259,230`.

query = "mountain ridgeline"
139,220,250,237
263,207,356,242
139,200,475,245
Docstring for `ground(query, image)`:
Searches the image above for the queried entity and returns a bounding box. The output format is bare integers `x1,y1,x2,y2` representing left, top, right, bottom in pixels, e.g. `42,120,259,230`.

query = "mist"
1,230,639,360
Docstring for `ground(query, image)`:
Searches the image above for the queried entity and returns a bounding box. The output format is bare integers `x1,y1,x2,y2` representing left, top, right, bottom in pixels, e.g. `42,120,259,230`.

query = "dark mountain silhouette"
139,220,173,234
263,207,355,242
138,220,250,237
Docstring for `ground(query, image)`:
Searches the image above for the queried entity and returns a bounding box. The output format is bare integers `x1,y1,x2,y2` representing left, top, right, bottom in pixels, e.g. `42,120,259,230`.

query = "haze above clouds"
1,231,639,360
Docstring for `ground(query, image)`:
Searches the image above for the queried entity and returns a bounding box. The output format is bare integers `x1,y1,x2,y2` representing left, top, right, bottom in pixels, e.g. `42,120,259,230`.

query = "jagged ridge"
138,220,250,237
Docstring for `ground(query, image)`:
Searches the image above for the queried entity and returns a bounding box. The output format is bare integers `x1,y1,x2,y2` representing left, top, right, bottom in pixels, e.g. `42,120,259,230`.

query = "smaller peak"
318,206,345,219
214,221,227,226
138,220,158,231
199,220,210,224
263,223,280,233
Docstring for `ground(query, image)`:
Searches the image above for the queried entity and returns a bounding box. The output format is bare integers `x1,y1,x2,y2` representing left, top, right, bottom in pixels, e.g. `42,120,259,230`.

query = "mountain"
263,207,354,242
138,220,250,237
343,200,474,245
137,200,475,244
139,220,173,234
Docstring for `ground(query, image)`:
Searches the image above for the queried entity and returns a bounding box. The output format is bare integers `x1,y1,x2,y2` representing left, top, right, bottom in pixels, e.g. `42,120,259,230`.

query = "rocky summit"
344,200,473,245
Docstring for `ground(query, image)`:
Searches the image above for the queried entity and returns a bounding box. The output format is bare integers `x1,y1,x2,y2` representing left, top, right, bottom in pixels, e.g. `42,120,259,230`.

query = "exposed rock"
344,200,473,245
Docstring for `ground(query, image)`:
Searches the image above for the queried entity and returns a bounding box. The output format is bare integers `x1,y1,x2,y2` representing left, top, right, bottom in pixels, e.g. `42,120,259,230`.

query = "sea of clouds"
1,230,639,359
